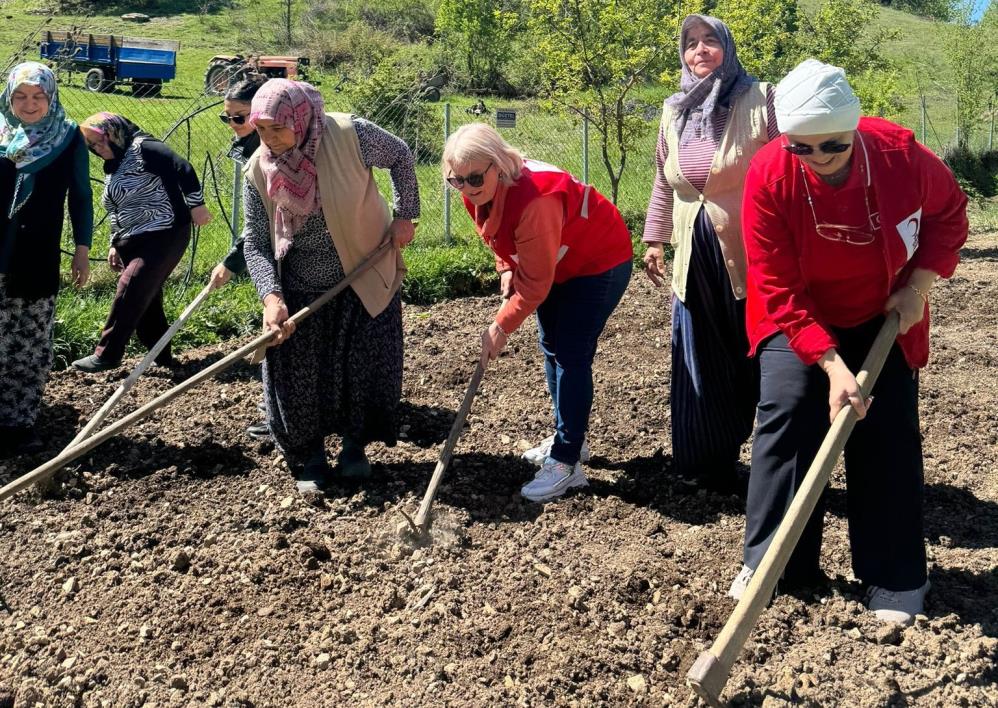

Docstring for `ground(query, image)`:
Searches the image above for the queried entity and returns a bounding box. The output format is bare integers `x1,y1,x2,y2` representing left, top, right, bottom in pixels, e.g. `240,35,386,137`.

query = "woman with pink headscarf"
242,79,419,492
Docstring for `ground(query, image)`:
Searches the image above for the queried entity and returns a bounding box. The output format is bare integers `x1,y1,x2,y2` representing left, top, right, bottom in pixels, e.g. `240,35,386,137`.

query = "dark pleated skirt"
263,286,403,467
670,207,759,477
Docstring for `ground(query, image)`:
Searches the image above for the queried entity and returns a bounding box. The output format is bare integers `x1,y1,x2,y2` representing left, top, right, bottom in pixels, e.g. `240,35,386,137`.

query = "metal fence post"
582,115,590,184
920,95,926,145
231,165,242,240
990,98,995,150
443,102,451,245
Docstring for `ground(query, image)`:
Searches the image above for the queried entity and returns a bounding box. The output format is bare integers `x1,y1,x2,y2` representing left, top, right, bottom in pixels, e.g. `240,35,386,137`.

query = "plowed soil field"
1,231,996,707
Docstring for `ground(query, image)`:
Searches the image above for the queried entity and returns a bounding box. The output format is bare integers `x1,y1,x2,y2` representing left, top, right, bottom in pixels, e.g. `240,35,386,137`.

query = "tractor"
204,54,312,96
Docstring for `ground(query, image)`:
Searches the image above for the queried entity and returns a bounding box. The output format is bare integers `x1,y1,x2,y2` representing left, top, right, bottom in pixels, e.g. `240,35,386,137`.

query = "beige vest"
245,112,403,318
663,82,770,302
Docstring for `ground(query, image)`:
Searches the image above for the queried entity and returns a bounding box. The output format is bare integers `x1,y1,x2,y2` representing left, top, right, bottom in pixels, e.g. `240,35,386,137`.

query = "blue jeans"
535,260,632,465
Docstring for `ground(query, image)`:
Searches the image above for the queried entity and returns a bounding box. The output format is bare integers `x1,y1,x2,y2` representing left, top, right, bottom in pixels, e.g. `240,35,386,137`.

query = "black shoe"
337,439,371,480
296,459,332,494
245,421,270,440
154,353,180,368
72,354,120,373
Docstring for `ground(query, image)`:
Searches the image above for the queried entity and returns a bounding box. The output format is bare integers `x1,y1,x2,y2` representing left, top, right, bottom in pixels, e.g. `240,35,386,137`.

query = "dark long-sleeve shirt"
102,138,204,243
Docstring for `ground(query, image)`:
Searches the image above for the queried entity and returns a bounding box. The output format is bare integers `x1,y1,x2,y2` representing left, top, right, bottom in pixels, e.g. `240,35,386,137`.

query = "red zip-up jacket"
742,117,968,369
464,160,632,333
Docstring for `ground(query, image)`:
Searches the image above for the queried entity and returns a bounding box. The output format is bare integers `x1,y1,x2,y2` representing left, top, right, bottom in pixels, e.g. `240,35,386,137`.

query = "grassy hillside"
0,0,986,364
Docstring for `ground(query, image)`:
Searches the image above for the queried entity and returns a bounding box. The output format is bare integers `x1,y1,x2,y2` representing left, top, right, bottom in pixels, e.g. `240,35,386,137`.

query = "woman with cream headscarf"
730,60,967,626
242,79,419,492
0,62,92,457
642,15,778,490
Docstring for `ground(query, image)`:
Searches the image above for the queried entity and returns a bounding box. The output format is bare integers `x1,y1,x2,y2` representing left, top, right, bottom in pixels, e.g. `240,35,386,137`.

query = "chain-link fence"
15,24,985,275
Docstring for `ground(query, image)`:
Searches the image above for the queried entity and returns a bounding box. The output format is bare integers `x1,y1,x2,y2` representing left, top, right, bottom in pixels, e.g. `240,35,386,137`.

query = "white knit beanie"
775,59,861,135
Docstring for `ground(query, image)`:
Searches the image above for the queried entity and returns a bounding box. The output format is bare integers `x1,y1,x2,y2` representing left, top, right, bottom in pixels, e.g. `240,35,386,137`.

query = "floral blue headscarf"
0,61,76,215
665,15,755,146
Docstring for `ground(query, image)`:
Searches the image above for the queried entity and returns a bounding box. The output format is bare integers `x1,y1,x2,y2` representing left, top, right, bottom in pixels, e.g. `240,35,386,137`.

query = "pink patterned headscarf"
250,79,325,259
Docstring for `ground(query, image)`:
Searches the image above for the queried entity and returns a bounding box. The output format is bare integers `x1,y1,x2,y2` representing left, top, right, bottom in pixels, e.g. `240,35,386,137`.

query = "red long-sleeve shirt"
742,117,968,369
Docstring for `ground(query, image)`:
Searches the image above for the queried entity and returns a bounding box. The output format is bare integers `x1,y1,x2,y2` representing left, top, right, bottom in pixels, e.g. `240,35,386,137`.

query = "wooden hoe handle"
413,359,487,531
686,312,901,707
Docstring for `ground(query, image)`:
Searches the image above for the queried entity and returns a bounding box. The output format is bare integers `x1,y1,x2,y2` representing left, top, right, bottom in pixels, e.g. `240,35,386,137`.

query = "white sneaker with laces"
727,564,755,601
522,434,591,466
520,457,589,502
865,580,930,625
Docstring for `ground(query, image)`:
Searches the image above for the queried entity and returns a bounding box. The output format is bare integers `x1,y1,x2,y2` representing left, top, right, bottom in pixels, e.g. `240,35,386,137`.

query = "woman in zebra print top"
71,113,212,373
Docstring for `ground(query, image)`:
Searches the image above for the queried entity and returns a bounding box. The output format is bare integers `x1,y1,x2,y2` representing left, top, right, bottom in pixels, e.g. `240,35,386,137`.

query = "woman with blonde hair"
443,122,632,502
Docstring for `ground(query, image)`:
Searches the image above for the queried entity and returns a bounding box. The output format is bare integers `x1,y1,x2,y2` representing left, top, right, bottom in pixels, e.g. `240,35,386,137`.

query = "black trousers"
95,224,190,364
743,317,927,592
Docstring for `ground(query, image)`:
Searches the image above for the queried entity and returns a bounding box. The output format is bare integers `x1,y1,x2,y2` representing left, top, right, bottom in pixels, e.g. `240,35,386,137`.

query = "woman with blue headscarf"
642,16,778,490
0,62,92,458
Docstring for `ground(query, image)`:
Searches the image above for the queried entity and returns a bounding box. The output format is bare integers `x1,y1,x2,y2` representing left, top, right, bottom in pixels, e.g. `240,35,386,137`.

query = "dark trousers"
95,224,190,364
744,317,927,591
671,208,758,478
535,259,632,465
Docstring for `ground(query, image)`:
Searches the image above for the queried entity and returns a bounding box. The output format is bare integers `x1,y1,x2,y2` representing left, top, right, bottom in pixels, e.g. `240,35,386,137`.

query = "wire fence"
8,24,989,278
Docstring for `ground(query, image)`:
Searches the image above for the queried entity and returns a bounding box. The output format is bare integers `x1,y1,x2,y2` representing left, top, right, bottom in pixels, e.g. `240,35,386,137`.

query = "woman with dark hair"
211,77,269,440
0,62,92,457
642,14,778,490
243,79,418,491
209,76,267,291
71,113,212,372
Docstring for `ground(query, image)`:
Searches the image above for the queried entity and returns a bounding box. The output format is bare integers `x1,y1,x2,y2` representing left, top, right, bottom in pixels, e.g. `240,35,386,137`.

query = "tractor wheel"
84,68,106,93
204,62,233,96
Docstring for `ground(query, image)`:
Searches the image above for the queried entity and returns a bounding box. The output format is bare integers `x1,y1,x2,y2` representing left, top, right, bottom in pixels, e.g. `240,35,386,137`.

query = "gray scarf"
665,15,755,145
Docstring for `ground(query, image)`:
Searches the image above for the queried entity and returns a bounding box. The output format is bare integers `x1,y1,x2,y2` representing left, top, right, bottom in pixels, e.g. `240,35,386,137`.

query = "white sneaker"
522,434,591,466
520,457,589,502
865,580,930,625
727,564,755,601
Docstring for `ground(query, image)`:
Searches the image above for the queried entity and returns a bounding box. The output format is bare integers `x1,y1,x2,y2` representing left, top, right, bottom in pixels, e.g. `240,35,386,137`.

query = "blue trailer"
39,30,179,96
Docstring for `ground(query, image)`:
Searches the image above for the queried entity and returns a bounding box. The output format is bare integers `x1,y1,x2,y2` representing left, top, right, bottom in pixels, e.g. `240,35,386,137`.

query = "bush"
403,242,499,305
942,144,998,201
356,0,436,42
305,20,396,75
347,44,450,164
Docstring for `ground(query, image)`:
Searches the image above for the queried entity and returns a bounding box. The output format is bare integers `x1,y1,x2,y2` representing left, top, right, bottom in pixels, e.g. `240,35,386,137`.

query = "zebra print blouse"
102,137,205,242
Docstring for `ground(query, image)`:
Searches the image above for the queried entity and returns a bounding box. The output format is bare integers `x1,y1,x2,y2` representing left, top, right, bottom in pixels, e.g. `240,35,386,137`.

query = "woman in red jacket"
731,60,968,625
442,123,633,502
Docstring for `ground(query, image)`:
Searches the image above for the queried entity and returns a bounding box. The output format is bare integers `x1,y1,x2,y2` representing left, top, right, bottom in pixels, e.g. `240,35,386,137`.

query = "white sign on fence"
496,109,516,129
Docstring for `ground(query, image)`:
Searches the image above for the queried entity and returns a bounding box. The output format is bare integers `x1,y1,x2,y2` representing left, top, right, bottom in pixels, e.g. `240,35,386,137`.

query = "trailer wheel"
204,62,234,96
84,68,107,93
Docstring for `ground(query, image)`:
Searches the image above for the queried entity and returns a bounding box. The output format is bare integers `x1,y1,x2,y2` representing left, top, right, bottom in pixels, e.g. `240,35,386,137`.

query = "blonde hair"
442,122,524,186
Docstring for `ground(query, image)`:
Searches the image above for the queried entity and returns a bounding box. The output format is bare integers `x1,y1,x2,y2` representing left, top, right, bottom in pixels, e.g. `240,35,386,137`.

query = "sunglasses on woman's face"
219,113,248,126
782,138,852,156
446,162,493,189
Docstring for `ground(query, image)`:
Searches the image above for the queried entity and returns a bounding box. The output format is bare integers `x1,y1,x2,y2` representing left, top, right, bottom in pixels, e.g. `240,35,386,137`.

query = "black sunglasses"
446,162,493,189
219,113,248,126
783,138,852,156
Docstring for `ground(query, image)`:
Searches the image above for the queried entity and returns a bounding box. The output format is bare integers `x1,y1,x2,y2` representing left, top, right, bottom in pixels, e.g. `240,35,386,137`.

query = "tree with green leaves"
436,0,523,90
794,0,904,118
710,0,799,81
529,0,687,204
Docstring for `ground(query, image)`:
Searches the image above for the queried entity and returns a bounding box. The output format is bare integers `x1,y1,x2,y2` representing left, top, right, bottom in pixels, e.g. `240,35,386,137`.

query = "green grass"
0,0,992,365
